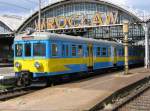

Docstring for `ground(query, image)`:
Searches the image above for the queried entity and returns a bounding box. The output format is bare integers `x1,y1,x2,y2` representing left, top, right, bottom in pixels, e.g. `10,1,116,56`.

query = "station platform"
0,67,14,79
0,63,13,67
0,67,150,111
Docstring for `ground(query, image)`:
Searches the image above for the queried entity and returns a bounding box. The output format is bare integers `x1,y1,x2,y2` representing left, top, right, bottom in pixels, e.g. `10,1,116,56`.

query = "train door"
87,44,93,71
112,46,117,66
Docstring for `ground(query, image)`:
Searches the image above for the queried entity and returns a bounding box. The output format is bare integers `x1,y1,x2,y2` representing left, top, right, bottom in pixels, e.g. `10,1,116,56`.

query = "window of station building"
33,43,46,57
72,45,77,57
15,44,23,57
78,45,83,57
51,44,58,57
102,47,107,56
25,43,31,57
96,47,101,56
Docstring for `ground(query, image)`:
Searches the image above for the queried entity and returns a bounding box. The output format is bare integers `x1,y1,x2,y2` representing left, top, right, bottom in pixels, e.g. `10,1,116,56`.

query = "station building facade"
17,0,145,42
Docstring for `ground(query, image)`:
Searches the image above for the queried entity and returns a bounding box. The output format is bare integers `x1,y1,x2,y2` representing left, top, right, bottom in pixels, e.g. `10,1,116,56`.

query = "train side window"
62,44,65,57
52,44,58,57
108,48,111,57
78,45,83,57
72,45,77,57
66,45,69,56
87,47,89,56
120,49,122,56
102,47,107,56
122,48,124,56
15,44,23,57
62,44,69,57
25,43,31,57
129,49,131,56
97,47,101,56
118,49,120,56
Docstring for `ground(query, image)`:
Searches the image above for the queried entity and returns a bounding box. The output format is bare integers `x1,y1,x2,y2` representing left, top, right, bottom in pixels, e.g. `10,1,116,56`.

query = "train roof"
15,32,122,46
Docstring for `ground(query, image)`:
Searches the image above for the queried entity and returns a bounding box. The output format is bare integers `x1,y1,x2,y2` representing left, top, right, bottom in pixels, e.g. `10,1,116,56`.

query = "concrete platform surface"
0,67,14,79
0,63,13,67
0,67,150,111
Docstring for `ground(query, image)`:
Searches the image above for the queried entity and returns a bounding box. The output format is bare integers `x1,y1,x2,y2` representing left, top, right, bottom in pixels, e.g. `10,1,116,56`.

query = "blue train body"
13,32,144,85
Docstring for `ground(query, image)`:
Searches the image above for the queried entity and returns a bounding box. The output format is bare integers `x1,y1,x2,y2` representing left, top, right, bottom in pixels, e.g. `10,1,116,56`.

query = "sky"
0,0,149,17
115,0,150,11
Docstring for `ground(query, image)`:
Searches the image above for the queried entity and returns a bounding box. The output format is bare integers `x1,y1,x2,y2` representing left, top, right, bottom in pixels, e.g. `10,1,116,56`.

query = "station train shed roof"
0,0,146,37
17,0,142,33
0,15,24,32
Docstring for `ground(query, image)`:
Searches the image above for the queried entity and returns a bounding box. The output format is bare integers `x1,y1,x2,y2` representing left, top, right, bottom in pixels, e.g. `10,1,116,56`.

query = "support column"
123,21,129,75
144,23,149,68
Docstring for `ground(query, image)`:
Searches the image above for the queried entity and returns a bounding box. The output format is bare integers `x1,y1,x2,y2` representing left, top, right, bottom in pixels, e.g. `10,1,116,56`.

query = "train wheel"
22,77,31,87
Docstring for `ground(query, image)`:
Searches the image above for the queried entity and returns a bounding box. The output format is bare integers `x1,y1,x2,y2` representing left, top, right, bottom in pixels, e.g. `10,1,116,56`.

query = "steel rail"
112,82,150,111
0,86,38,101
89,76,150,111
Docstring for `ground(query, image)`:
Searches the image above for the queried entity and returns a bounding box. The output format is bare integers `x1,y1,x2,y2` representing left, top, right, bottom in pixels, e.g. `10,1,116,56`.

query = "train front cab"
14,40,49,85
14,39,93,85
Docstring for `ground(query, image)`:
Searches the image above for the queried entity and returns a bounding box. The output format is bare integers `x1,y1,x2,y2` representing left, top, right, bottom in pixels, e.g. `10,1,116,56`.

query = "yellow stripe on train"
14,56,143,73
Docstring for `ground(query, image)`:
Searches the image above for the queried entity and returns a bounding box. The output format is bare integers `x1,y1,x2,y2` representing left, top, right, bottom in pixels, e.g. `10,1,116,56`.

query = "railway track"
116,86,150,111
90,76,150,111
0,86,42,101
111,79,150,111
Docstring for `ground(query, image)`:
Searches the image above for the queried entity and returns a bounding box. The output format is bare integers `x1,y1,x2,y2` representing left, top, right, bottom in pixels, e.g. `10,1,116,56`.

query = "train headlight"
15,62,21,68
34,61,41,69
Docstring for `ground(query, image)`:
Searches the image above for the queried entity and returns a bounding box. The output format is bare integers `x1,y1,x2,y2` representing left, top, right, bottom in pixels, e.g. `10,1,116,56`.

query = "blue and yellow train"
14,32,144,85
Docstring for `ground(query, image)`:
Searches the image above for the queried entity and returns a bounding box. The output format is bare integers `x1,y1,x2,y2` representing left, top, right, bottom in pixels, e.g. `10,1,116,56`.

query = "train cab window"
72,45,77,56
33,43,46,57
25,43,31,57
102,48,107,56
15,44,23,57
52,44,58,57
78,45,83,57
97,47,101,56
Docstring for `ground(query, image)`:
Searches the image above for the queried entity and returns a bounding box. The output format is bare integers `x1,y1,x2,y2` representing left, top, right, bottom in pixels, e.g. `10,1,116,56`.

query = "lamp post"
38,0,41,32
123,20,129,75
144,23,150,69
